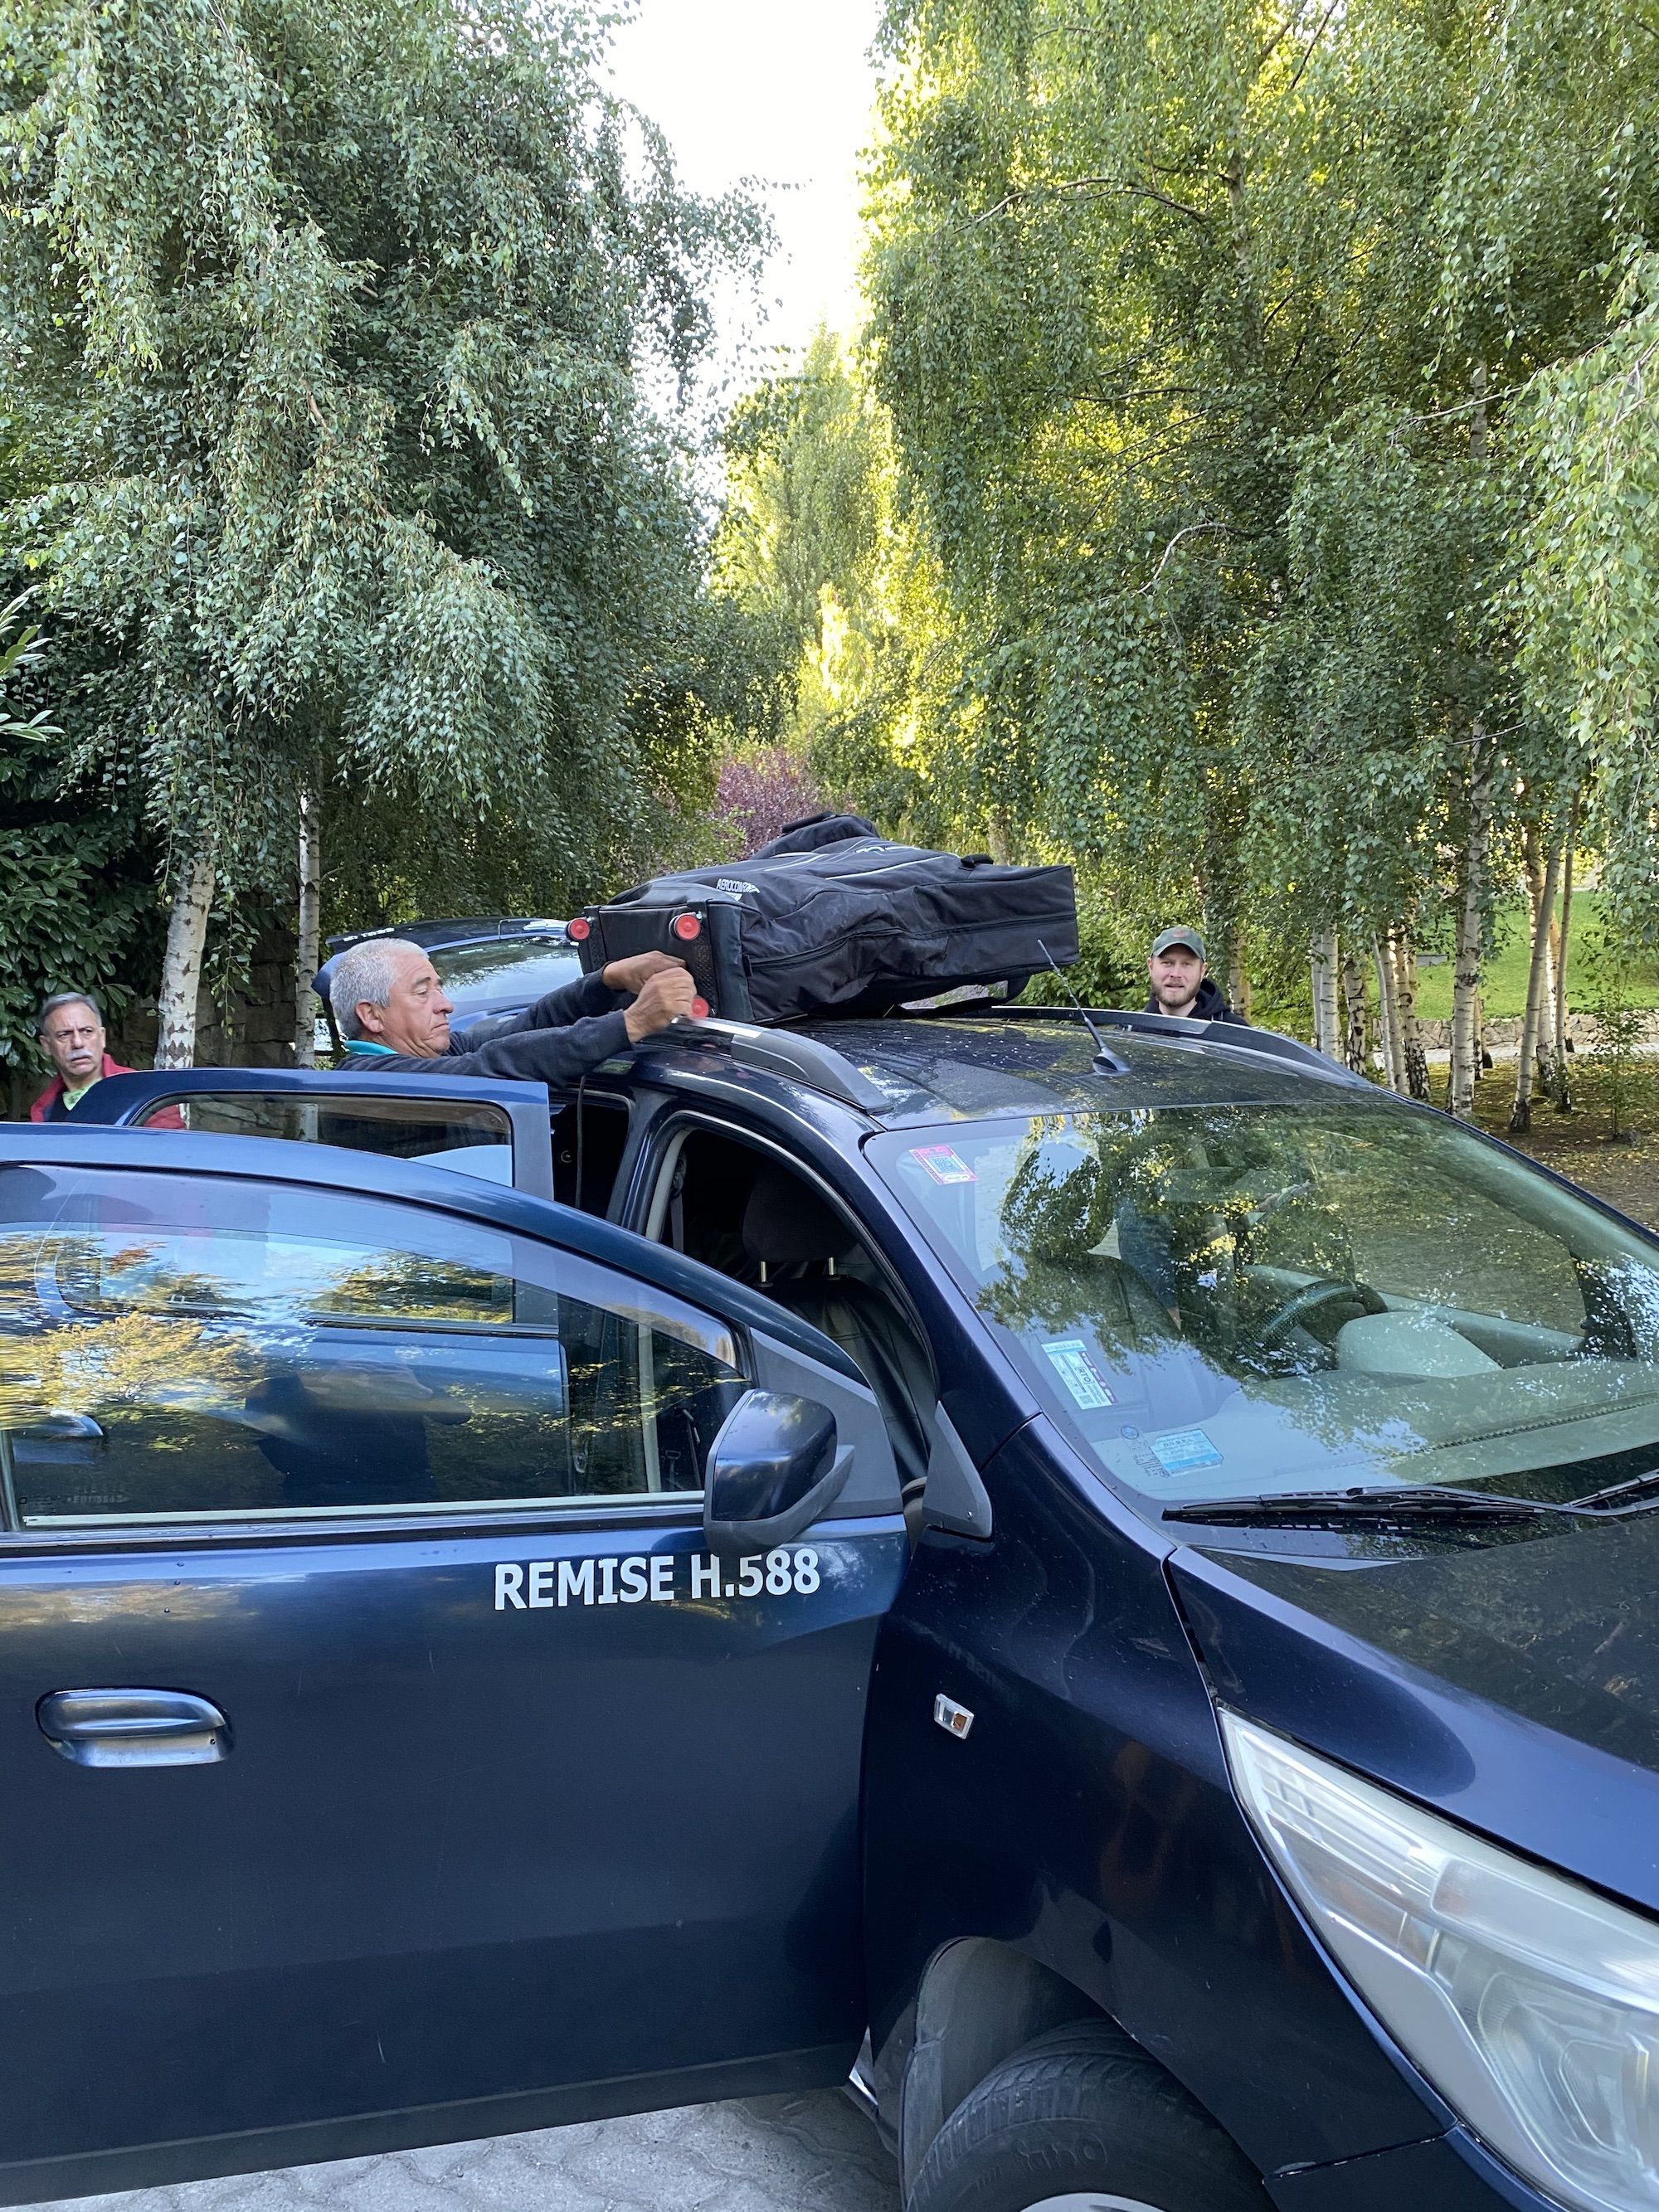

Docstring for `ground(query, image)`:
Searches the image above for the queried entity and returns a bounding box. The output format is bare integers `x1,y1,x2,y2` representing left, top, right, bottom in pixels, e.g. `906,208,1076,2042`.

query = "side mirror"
14,1412,106,1462
703,1390,851,1556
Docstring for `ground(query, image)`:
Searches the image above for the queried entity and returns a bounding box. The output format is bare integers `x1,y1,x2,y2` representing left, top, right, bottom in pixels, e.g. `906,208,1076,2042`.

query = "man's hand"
604,950,686,994
623,965,700,1042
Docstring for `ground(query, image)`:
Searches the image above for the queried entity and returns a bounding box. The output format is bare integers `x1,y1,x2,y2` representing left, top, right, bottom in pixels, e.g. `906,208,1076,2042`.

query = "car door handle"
37,1689,231,1768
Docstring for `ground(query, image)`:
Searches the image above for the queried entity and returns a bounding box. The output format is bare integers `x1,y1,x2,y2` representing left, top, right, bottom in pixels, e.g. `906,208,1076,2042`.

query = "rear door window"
129,1091,518,1187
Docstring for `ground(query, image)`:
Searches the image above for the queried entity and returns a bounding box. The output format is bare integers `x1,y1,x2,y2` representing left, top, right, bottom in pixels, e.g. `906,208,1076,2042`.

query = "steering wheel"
1256,1276,1387,1350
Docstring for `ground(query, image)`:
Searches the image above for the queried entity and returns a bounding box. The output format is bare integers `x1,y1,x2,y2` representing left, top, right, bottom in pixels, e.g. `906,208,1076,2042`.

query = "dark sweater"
344,970,633,1087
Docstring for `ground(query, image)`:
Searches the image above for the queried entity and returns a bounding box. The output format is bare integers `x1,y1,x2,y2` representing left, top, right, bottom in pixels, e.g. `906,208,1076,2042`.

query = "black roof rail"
654,1018,895,1115
653,1004,1363,1112
943,1002,1365,1083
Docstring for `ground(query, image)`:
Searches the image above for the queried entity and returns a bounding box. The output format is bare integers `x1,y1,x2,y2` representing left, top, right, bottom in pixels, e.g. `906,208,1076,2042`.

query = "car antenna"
1037,940,1125,1071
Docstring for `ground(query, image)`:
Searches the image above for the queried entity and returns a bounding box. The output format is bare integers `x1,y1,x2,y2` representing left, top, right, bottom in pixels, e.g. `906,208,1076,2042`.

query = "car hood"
1171,1511,1659,1914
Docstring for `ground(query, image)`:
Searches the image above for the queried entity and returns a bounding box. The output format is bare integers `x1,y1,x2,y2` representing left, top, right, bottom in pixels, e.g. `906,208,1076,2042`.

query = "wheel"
1255,1275,1384,1350
905,2020,1265,2212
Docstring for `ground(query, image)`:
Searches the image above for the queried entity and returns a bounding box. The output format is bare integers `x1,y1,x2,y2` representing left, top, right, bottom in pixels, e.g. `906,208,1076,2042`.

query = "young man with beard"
1144,926,1247,1025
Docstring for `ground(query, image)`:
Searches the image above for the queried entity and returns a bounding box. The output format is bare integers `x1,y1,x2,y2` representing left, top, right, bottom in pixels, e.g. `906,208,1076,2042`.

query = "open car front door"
0,1125,904,2203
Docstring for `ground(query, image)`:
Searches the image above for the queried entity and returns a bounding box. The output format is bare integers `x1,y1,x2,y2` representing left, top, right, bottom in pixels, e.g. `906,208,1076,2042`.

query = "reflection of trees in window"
559,1306,742,1498
562,1320,645,1493
982,1125,1163,1345
430,1407,569,1502
0,1307,265,1429
309,1250,509,1325
49,1228,509,1330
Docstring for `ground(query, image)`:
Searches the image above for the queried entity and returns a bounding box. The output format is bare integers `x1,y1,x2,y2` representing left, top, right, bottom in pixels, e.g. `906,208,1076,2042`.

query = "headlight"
1222,1711,1659,2212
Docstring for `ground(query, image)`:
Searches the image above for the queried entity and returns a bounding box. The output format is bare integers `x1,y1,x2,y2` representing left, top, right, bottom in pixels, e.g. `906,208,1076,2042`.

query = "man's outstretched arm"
374,959,698,1087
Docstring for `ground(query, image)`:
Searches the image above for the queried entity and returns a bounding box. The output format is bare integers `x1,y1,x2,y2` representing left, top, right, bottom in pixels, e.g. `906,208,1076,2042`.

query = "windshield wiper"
1163,1484,1581,1529
1567,1466,1659,1513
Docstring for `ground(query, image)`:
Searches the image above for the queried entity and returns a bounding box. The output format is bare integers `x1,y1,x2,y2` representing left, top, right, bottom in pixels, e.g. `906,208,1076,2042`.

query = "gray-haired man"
330,939,696,1087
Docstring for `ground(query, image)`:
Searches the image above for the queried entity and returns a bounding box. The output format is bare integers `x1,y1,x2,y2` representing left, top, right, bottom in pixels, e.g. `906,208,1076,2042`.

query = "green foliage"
726,0,1659,1010
0,597,157,1067
0,0,764,941
1517,255,1659,936
1581,931,1649,1141
1020,876,1145,1009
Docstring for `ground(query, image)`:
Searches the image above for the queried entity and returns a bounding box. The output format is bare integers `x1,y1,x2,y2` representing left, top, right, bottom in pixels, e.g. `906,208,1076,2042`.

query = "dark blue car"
15,995,1659,2212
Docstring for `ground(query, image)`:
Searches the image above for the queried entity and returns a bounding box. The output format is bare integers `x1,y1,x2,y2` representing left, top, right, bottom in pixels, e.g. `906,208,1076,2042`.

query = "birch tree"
707,0,1659,1054
1,0,758,1060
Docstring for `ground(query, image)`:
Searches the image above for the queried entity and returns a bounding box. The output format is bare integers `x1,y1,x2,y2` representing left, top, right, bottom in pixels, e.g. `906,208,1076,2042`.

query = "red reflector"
691,996,709,1020
567,916,591,941
672,912,702,941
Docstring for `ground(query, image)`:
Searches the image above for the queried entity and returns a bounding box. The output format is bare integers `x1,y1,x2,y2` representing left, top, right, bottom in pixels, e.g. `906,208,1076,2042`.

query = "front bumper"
1269,2127,1568,2212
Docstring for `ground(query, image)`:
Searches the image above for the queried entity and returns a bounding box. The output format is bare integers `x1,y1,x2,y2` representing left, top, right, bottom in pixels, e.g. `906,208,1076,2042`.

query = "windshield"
870,1105,1659,1510
435,937,580,1002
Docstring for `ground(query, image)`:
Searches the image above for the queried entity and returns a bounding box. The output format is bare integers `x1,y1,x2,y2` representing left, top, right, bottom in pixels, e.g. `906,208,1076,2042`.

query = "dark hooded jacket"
1145,975,1248,1025
343,970,633,1087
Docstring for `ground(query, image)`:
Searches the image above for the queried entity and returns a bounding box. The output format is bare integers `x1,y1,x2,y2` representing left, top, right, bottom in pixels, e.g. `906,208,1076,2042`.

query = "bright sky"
606,0,888,396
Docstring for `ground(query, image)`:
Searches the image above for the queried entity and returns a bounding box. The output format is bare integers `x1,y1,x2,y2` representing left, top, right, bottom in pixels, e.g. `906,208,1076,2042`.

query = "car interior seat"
740,1162,932,1505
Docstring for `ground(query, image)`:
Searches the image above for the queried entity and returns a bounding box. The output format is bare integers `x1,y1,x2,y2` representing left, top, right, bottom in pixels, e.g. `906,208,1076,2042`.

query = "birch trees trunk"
1310,932,1340,1057
1511,829,1564,1133
1393,934,1431,1100
1227,943,1252,1021
156,848,215,1070
295,794,320,1067
1341,950,1369,1074
1374,936,1405,1091
1553,802,1578,1111
1521,824,1560,1096
1448,740,1494,1117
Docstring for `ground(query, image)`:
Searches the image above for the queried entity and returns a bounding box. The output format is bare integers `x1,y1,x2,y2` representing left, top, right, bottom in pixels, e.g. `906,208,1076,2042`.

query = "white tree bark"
1511,829,1564,1134
1449,741,1493,1120
156,848,216,1070
1374,935,1405,1091
1341,950,1369,1074
295,793,320,1067
1553,800,1579,1111
1310,931,1340,1056
1227,941,1252,1021
1394,934,1431,1101
1521,824,1559,1096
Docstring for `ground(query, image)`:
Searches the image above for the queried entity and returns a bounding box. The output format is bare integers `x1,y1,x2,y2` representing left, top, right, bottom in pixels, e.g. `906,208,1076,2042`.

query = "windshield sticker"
1043,1339,1116,1409
912,1143,977,1184
1149,1427,1224,1475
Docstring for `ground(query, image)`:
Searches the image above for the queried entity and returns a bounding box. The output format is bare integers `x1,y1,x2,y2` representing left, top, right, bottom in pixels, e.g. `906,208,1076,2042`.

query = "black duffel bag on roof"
570,812,1078,1025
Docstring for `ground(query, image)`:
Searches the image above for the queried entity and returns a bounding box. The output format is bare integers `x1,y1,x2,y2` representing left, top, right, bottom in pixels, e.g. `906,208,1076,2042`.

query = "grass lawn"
1468,1057,1659,1230
1410,891,1659,1020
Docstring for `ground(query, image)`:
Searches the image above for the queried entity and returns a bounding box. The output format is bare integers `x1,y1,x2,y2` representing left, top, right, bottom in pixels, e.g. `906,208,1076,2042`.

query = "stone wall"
1411,1010,1659,1052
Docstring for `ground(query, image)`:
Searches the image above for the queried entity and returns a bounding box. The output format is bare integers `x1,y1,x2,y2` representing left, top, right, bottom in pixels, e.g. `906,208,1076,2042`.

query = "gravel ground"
13,2093,901,2212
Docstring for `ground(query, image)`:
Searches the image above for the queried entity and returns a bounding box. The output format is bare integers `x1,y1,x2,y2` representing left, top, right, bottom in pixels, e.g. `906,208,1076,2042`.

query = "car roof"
325,916,568,955
634,1008,1373,1130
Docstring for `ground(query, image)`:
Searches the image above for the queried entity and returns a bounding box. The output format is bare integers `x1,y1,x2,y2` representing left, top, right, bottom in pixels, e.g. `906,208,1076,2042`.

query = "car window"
0,1165,744,1529
129,1091,517,1187
871,1102,1659,1510
437,939,582,1000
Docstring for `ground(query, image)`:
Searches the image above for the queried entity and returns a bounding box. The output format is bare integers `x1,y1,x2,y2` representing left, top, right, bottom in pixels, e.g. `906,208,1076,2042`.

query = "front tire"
905,2020,1264,2212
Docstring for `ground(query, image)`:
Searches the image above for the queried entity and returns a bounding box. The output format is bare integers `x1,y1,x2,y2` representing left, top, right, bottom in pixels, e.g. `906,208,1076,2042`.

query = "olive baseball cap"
1151,926,1206,960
